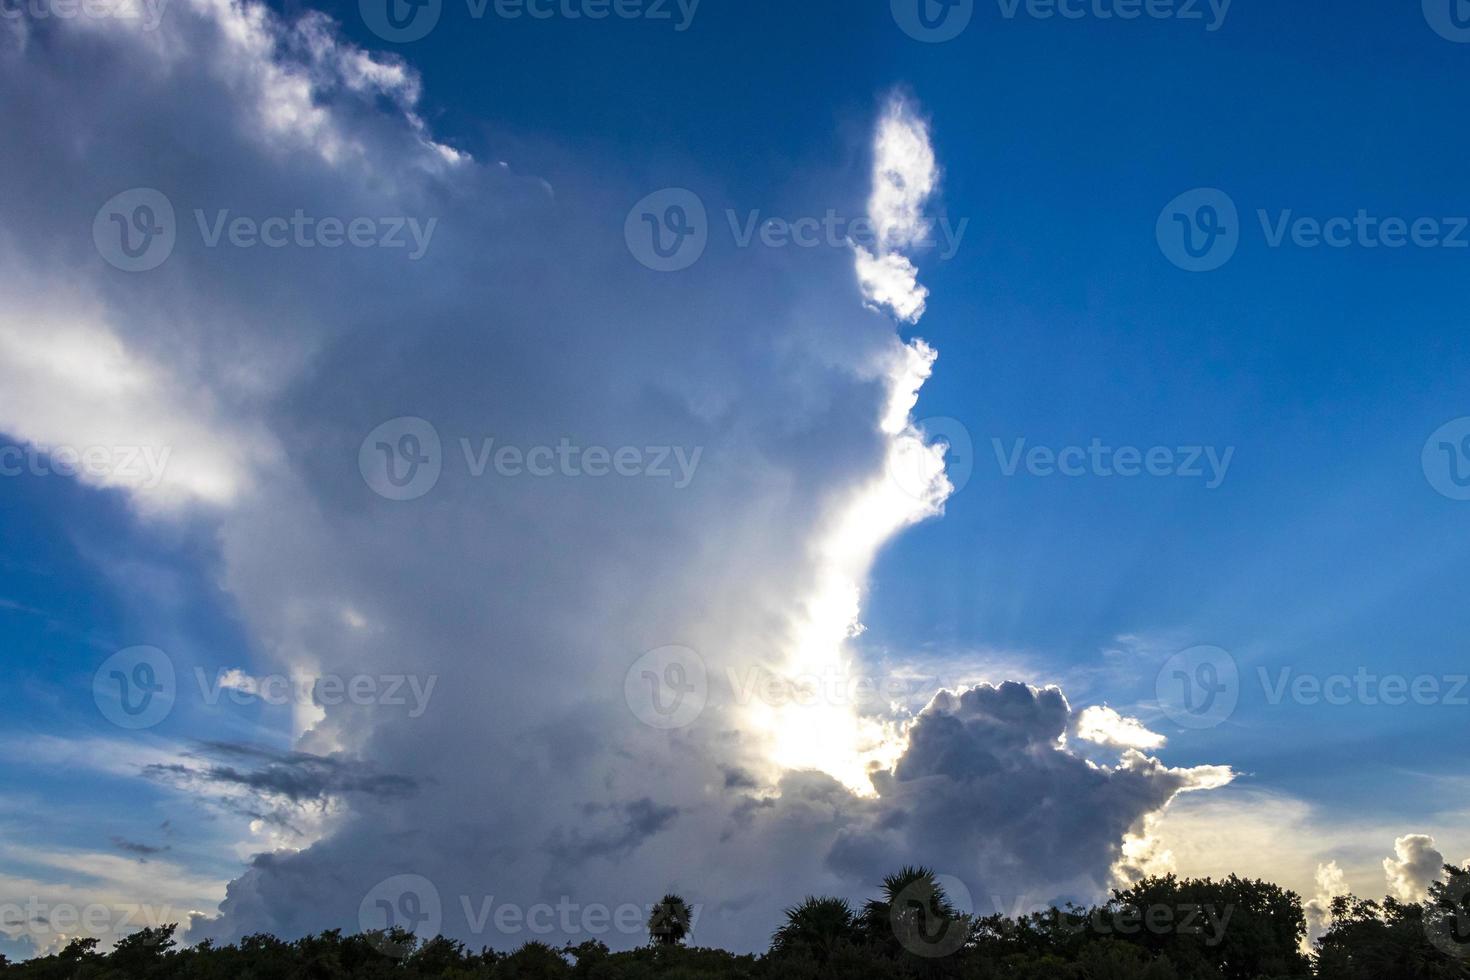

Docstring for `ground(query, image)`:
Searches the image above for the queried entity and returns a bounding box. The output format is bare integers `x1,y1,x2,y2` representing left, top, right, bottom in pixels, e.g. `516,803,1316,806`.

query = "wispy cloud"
853,94,938,323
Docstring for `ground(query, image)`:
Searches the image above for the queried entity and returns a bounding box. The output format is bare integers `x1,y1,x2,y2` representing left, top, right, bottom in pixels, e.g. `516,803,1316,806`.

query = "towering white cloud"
1305,860,1348,946
0,7,1232,957
1384,834,1446,902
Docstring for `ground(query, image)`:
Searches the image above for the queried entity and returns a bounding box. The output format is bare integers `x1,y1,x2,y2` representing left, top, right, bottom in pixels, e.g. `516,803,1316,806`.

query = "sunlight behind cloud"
749,97,953,795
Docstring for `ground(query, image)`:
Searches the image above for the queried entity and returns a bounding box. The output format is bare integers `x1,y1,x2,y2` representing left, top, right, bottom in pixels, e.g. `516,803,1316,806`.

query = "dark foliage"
5,867,1468,979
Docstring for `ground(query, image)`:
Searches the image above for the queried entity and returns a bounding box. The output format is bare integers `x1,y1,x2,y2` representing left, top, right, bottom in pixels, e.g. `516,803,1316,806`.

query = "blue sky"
2,0,1469,960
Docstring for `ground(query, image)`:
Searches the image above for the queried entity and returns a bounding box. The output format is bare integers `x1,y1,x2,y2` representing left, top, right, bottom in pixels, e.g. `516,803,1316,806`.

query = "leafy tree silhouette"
1318,864,1470,980
496,940,567,978
6,866,1470,978
107,924,177,976
1109,873,1310,980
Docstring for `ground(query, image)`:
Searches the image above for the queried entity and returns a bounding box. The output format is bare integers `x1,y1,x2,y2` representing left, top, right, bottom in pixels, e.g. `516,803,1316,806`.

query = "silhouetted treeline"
4,866,1467,979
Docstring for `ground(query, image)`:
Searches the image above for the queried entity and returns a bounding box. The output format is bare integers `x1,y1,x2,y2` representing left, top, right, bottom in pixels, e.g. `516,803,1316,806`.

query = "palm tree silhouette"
770,896,859,962
858,865,964,954
647,893,694,947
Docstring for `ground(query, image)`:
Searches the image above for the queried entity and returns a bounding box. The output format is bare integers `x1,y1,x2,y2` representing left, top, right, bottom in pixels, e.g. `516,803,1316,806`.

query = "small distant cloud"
1074,705,1167,752
110,836,171,860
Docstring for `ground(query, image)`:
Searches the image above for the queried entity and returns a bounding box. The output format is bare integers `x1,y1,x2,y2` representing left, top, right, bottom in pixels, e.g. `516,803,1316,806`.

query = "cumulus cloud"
0,4,1232,955
1305,860,1349,945
831,684,1231,908
1384,834,1446,903
0,841,223,957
